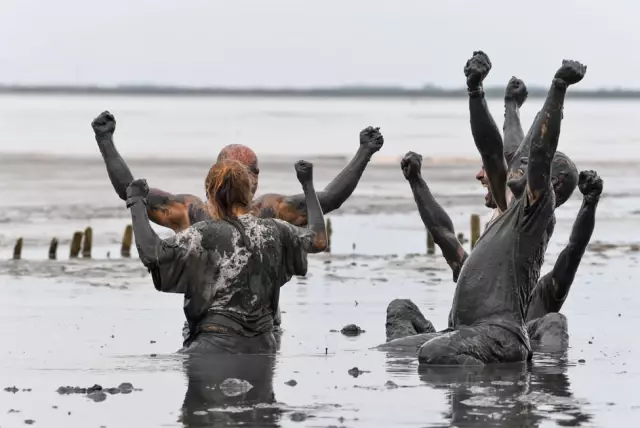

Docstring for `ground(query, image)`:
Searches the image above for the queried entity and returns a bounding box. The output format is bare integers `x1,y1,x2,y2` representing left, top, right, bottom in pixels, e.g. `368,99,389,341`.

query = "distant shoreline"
1,85,640,99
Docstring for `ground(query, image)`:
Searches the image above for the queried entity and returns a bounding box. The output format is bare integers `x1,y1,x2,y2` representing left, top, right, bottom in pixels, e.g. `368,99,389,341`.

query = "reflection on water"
181,354,282,427
416,352,592,427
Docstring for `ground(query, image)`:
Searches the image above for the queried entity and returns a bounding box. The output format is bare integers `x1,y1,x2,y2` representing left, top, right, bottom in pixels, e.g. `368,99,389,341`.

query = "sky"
0,0,637,89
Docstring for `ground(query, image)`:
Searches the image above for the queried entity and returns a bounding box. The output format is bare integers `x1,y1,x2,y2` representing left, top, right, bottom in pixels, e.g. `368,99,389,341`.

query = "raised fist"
554,60,587,86
400,151,422,181
360,126,384,153
295,160,313,184
92,111,116,136
578,170,602,202
504,76,528,107
126,178,149,199
464,51,492,90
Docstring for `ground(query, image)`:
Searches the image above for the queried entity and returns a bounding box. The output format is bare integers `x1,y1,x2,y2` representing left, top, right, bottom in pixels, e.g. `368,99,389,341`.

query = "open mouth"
481,181,490,202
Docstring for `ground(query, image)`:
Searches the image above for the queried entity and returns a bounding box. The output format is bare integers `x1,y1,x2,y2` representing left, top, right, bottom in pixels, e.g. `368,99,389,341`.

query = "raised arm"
253,126,383,226
126,178,193,294
503,77,528,156
291,160,327,253
91,111,205,232
541,171,602,307
401,152,468,281
464,51,508,212
525,61,587,204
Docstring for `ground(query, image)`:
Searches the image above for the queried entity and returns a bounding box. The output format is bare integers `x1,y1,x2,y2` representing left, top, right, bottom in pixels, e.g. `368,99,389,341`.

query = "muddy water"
1,219,638,427
0,143,638,426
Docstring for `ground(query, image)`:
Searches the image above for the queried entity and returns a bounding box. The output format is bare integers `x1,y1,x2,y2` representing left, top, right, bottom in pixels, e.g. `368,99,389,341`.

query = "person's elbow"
308,233,328,253
319,192,341,213
135,243,157,267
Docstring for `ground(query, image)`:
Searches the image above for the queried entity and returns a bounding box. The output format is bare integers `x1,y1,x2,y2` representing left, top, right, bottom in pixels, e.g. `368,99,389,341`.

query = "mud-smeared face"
476,165,495,208
551,152,578,207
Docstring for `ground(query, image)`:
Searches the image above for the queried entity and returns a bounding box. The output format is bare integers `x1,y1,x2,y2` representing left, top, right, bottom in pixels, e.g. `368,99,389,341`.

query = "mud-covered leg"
375,332,442,352
526,313,569,351
385,299,436,341
418,325,531,366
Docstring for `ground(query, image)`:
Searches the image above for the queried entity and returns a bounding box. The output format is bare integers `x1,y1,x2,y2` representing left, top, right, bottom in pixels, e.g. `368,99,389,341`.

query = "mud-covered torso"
450,187,555,331
153,214,310,339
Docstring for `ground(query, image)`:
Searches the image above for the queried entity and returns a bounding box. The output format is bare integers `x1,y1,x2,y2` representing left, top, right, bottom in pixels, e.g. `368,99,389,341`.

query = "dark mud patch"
57,383,138,402
341,324,365,336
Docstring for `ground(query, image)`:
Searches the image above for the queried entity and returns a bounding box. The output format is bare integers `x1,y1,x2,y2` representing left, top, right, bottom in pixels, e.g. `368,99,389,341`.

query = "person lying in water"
125,159,327,354
382,54,587,365
92,111,382,333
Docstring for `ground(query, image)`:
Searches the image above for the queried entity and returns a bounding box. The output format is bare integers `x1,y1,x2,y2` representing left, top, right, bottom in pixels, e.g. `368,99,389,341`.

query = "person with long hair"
126,159,327,354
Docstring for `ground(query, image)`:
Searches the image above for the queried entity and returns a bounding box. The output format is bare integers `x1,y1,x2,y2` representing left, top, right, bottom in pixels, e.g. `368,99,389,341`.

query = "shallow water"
1,233,639,427
0,95,639,427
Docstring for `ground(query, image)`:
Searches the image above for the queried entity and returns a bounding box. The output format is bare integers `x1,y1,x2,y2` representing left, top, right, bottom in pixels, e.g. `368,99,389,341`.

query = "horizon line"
1,83,640,99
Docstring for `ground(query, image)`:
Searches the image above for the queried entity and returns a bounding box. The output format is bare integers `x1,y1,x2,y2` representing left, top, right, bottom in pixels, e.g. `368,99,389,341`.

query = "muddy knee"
528,313,568,348
385,299,435,341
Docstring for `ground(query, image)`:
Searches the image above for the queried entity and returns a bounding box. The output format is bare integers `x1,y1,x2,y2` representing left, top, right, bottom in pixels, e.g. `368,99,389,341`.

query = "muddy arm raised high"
465,51,509,212
253,126,384,226
401,151,468,282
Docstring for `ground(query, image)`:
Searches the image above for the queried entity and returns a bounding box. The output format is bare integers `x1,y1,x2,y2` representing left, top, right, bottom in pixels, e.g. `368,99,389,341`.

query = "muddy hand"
464,50,492,90
360,126,384,153
401,151,423,181
126,178,149,199
504,76,528,107
295,160,314,185
92,111,116,137
554,60,587,86
578,170,603,202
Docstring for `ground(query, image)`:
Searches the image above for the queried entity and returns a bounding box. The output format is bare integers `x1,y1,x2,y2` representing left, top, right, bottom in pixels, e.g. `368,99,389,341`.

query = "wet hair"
217,144,259,175
204,159,253,220
551,151,578,207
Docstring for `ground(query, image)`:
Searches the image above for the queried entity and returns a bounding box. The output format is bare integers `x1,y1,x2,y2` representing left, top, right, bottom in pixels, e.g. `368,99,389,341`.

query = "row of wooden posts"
12,225,133,260
10,215,479,260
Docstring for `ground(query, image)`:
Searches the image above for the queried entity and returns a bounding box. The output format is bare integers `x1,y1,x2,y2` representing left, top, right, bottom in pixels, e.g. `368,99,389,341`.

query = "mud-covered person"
125,159,326,353
382,57,587,365
91,111,383,334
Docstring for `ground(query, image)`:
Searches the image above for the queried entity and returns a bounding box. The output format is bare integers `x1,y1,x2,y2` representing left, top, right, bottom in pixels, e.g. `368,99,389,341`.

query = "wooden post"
470,214,481,249
427,231,435,255
82,227,93,258
70,231,83,258
121,224,133,258
325,218,332,253
13,238,23,260
48,238,58,260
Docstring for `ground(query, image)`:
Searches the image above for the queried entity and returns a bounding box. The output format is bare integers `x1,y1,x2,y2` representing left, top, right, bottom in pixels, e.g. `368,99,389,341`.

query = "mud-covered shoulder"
175,220,235,252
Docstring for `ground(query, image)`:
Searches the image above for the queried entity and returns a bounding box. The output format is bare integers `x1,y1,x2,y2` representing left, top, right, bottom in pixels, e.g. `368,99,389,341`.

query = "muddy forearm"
409,177,467,280
318,146,374,213
503,100,525,156
468,90,508,211
128,197,169,266
301,182,327,253
96,133,134,201
527,80,567,196
551,196,598,299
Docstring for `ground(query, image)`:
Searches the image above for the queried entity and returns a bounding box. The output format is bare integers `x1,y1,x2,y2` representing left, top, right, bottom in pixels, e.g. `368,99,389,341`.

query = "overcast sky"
0,0,636,89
